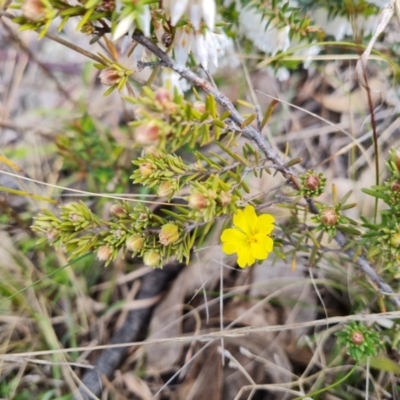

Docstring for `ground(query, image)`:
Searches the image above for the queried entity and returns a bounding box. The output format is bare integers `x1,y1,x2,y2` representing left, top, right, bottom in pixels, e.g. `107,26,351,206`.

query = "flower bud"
159,223,180,246
97,0,115,11
135,123,160,145
143,250,160,267
46,228,60,242
351,331,365,345
155,88,172,105
110,204,127,218
391,180,400,192
97,245,112,261
157,181,174,198
22,0,46,21
139,162,156,177
138,212,148,222
69,213,83,223
218,191,232,207
305,175,320,191
193,101,206,113
144,146,162,157
113,228,124,239
81,23,95,35
320,208,338,226
188,192,208,210
126,234,144,252
390,233,400,248
99,68,121,86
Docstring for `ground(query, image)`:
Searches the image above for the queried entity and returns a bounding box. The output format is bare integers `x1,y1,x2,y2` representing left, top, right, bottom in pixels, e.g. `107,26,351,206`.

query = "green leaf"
361,188,389,201
240,113,256,128
339,190,353,206
337,225,361,235
76,6,95,31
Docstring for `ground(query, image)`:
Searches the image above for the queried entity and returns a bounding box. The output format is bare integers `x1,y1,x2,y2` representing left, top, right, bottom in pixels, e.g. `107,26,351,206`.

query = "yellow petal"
251,235,273,260
237,246,255,268
254,214,275,235
221,229,247,255
233,205,256,235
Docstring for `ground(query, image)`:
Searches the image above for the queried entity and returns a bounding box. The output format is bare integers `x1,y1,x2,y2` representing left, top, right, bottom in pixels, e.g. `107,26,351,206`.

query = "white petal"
162,70,190,93
189,1,202,30
205,31,218,67
120,36,132,55
113,13,135,41
115,0,122,12
138,5,151,37
192,32,208,69
170,0,189,26
132,44,145,66
173,28,192,67
201,0,216,30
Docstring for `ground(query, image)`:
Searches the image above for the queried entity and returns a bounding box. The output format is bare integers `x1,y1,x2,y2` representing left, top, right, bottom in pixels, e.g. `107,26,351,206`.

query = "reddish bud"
391,180,400,192
351,331,365,345
193,102,206,113
99,68,121,86
110,204,127,218
159,223,179,246
135,123,160,145
97,0,115,11
188,192,208,210
22,0,46,21
155,88,172,105
305,175,320,191
139,162,156,177
97,246,112,261
320,208,338,226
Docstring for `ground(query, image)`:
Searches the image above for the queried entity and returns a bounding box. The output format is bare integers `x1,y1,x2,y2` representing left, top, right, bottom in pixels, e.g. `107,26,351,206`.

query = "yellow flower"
221,205,274,268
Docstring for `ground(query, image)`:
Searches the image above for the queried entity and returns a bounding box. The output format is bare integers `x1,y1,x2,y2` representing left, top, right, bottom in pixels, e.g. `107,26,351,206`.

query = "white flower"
112,6,151,42
167,0,216,30
170,0,189,26
239,7,290,55
173,27,193,67
311,8,383,41
200,0,216,30
138,5,151,37
192,32,208,67
113,13,135,41
162,69,190,93
173,27,237,71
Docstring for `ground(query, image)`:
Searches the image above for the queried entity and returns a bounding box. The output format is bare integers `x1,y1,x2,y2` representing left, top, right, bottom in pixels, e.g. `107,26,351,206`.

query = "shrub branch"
132,33,400,308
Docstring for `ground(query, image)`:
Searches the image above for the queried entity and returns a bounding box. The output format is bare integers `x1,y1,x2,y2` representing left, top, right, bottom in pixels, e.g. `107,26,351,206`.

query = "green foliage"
298,0,379,18
362,148,400,268
336,321,381,361
55,114,130,192
298,170,326,198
